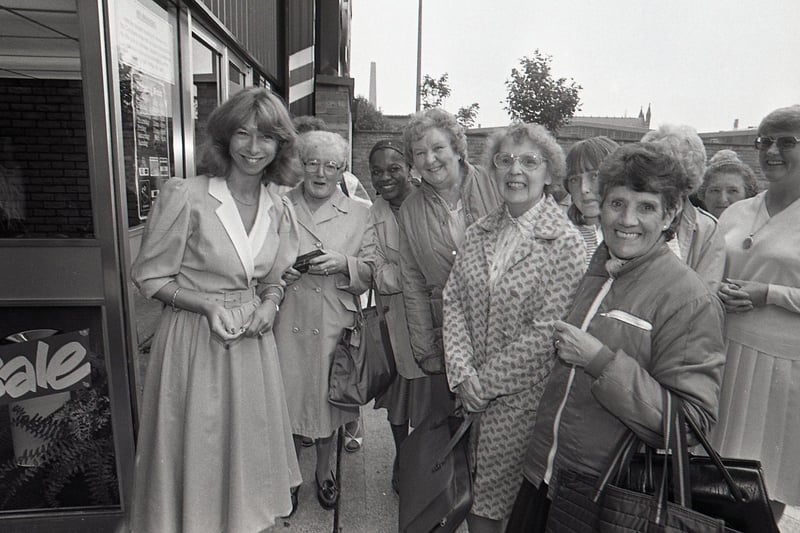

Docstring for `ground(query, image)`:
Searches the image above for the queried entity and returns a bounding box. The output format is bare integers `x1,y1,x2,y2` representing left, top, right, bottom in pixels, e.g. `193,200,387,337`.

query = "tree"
420,73,481,128
419,73,452,109
504,49,582,132
456,103,480,129
353,96,395,130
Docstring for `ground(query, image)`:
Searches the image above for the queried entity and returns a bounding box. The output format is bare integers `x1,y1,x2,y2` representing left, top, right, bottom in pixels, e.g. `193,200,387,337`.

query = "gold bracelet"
170,286,182,312
264,293,281,312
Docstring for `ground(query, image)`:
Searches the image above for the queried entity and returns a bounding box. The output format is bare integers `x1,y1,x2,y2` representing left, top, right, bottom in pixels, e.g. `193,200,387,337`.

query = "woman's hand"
243,300,278,338
282,266,302,285
203,302,244,342
458,375,489,413
308,251,348,276
553,320,604,367
721,278,767,311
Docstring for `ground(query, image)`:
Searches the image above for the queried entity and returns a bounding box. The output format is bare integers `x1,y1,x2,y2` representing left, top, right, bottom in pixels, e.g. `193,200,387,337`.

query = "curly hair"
598,142,689,241
201,88,296,181
402,108,468,165
758,105,800,135
565,136,620,225
483,122,566,199
641,124,706,192
697,150,759,201
297,130,349,165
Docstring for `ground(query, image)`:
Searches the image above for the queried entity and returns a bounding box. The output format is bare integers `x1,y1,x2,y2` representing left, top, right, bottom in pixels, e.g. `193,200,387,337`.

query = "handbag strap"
432,414,475,473
371,283,395,359
680,398,746,502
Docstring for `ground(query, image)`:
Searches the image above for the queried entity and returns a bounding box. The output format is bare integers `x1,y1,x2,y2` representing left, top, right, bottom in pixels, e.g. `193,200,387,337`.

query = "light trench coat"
274,186,371,437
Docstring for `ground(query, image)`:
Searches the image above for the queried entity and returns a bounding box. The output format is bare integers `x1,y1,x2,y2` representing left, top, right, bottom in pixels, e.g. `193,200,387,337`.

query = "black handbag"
546,391,778,533
398,413,474,533
328,287,397,407
597,391,730,532
619,398,778,533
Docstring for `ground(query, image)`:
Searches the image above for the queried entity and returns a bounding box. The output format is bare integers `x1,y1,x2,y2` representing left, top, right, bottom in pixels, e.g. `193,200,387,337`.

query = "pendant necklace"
742,197,769,250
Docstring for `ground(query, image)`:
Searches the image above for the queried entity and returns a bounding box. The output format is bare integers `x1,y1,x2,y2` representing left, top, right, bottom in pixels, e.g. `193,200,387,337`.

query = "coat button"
451,250,457,256
293,286,299,291
315,241,322,248
312,328,320,335
292,327,299,333
315,287,321,293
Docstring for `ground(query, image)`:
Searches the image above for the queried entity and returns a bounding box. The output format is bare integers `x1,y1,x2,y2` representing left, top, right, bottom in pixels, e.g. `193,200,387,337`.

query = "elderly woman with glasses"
273,130,371,512
443,123,586,532
712,105,800,526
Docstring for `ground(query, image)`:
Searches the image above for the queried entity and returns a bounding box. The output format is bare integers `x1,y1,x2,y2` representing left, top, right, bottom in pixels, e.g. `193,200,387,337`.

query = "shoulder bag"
398,413,474,533
328,286,397,407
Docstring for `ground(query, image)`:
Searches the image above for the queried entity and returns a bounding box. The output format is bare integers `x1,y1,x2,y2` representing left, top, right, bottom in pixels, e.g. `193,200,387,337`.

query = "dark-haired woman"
130,88,302,532
506,142,725,532
564,136,620,263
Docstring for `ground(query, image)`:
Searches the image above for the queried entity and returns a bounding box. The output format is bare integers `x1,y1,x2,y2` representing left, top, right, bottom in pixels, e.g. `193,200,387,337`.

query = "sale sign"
0,330,92,404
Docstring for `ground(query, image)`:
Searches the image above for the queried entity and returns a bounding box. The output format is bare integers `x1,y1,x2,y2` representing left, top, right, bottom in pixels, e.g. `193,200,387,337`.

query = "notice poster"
117,0,174,222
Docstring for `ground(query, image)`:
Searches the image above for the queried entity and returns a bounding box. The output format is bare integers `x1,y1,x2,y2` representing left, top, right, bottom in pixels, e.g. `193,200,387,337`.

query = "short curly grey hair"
484,122,566,185
297,130,349,166
641,124,706,193
402,108,468,165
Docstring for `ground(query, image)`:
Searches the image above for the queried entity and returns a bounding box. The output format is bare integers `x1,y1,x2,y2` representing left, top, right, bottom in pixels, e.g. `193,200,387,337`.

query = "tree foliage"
420,73,452,109
456,103,480,129
353,96,395,131
420,73,480,128
504,50,582,132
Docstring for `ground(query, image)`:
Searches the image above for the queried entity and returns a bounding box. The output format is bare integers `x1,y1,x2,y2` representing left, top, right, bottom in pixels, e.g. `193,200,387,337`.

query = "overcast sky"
350,0,798,133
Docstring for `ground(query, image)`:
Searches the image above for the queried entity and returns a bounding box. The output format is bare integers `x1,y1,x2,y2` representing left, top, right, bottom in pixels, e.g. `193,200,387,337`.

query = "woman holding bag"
274,130,371,511
443,123,586,532
360,139,432,493
506,142,726,532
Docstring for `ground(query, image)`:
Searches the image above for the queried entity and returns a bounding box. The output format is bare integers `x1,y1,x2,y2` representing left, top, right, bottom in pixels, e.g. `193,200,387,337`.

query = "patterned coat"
442,196,585,518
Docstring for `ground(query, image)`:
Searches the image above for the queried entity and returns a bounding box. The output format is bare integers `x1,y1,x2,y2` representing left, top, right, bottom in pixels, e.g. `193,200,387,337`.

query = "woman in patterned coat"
443,123,586,532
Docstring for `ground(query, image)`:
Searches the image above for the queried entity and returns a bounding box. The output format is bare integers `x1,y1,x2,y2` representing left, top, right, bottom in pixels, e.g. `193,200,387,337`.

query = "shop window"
0,307,119,511
0,3,92,238
117,0,180,227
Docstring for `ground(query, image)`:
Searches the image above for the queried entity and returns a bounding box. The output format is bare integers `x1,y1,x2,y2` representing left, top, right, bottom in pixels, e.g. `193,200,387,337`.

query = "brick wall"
0,79,91,238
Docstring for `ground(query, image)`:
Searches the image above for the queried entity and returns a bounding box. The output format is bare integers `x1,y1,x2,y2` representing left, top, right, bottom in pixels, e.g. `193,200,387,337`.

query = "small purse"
398,413,474,533
328,287,397,407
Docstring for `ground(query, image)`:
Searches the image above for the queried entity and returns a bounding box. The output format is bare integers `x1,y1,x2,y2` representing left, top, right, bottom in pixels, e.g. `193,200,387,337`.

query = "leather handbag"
619,397,778,533
597,391,730,532
546,391,778,533
398,413,474,533
328,287,397,407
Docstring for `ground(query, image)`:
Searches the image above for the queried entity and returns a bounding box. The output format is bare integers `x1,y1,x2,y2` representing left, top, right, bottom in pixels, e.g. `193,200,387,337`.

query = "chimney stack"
369,62,377,108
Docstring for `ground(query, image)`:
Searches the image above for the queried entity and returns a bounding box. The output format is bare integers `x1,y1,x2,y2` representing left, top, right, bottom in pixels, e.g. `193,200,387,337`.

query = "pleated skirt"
712,338,800,505
129,307,302,533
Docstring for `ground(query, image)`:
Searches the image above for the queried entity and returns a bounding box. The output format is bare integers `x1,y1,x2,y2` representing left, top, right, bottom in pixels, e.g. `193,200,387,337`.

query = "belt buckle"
223,291,241,308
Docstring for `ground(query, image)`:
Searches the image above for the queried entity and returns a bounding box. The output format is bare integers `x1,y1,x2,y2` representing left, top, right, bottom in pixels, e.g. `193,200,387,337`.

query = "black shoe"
282,485,299,518
315,471,339,509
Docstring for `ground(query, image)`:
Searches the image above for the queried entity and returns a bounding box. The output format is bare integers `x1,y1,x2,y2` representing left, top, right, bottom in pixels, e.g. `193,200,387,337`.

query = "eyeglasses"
370,164,406,179
492,152,545,171
754,136,800,151
303,159,343,176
